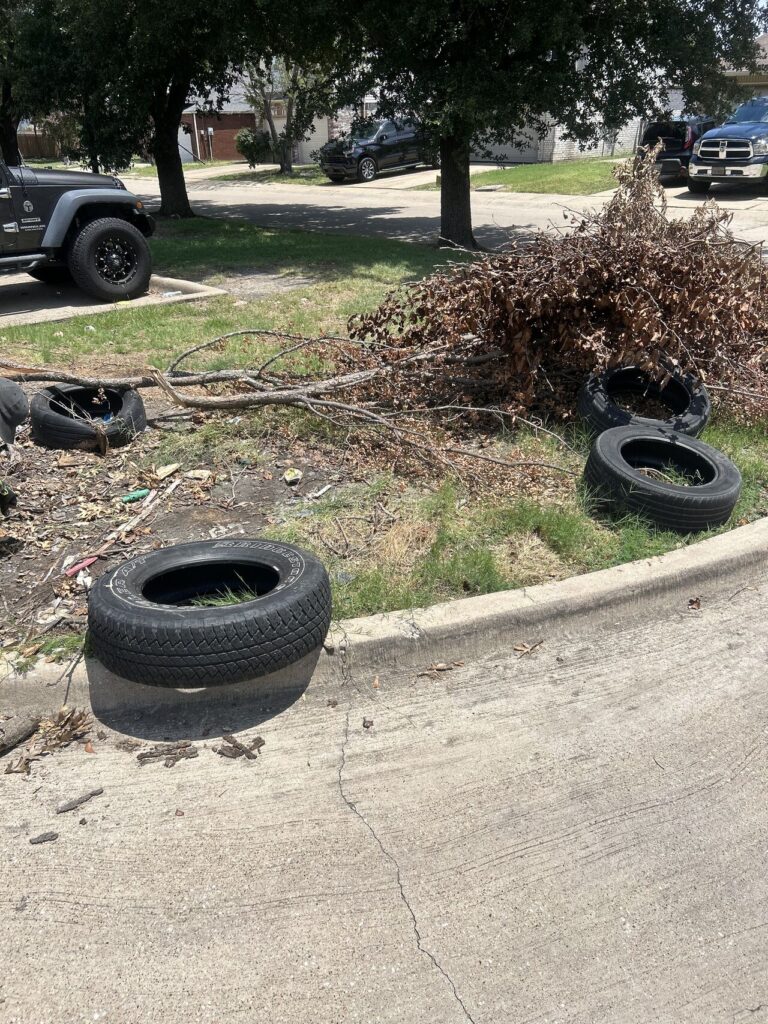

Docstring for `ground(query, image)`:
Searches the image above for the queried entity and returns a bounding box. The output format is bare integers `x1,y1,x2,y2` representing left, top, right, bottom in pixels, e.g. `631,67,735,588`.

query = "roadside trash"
216,734,265,760
161,290,183,298
121,488,150,504
4,707,92,775
75,568,92,591
64,555,98,578
56,787,103,814
184,469,212,482
583,426,741,532
136,741,199,768
307,483,332,499
283,468,303,486
30,385,147,453
0,481,17,516
578,366,711,437
29,831,58,845
87,539,332,688
155,463,180,480
84,325,96,333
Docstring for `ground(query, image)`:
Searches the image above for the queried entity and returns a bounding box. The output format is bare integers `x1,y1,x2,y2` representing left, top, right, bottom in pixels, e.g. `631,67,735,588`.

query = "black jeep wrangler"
0,160,154,302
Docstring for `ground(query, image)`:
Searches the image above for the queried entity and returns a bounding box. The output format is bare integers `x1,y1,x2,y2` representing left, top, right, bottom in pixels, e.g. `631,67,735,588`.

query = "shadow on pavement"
87,648,320,740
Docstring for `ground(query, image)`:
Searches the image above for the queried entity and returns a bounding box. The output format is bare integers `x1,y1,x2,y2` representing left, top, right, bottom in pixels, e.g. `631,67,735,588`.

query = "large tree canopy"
353,0,765,247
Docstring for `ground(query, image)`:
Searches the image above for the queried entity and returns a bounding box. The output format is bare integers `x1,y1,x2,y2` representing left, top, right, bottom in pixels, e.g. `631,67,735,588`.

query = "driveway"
131,176,768,248
2,560,767,1022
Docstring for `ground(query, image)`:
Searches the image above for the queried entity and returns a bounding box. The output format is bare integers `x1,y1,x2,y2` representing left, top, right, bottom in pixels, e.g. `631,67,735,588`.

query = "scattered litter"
84,325,96,333
56,787,103,814
514,640,543,658
65,555,98,578
136,741,199,768
121,488,151,504
216,734,265,760
161,290,183,298
417,661,465,678
155,463,180,481
307,483,332,499
184,469,212,482
283,468,303,486
29,831,58,845
362,717,374,730
4,707,92,775
75,568,93,591
688,596,702,611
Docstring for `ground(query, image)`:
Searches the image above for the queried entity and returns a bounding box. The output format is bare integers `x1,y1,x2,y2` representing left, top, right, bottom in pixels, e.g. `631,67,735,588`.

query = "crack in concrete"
336,709,477,1024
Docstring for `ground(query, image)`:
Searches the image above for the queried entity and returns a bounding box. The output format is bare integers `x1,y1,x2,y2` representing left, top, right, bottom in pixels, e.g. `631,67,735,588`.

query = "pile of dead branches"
349,150,768,419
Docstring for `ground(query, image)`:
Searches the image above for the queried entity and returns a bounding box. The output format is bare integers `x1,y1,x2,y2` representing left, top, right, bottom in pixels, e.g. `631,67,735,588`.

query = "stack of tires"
578,366,741,532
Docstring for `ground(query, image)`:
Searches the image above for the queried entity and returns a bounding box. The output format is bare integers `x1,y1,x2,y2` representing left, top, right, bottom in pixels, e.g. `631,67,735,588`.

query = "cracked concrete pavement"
2,564,768,1023
130,174,768,248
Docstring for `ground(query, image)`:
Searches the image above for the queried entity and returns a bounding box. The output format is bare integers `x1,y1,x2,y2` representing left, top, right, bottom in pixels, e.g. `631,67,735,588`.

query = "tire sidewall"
578,366,711,437
30,384,146,450
68,217,152,301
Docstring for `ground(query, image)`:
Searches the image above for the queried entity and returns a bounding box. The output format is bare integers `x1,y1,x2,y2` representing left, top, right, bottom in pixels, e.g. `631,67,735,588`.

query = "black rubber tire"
357,157,377,182
27,266,72,285
583,425,742,532
577,366,711,437
67,217,152,302
87,539,333,687
687,178,711,194
30,383,147,451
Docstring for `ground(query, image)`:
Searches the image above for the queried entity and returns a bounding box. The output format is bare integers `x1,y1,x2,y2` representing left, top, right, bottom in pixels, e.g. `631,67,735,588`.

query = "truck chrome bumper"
690,162,768,179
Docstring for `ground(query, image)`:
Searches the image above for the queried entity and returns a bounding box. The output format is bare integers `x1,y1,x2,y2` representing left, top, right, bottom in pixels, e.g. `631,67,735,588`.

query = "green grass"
211,164,331,186
122,159,242,179
418,156,625,195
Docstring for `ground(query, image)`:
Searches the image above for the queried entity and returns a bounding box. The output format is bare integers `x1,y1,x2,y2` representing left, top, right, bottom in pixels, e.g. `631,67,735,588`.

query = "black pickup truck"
687,96,768,193
0,160,154,300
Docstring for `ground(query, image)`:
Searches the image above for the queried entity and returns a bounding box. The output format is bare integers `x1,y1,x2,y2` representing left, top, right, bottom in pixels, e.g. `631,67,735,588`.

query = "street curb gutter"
3,517,767,720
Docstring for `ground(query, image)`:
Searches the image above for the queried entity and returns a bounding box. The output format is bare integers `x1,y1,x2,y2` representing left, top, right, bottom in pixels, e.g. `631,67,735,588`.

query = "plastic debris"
184,469,212,482
155,463,180,481
121,488,150,504
283,468,303,486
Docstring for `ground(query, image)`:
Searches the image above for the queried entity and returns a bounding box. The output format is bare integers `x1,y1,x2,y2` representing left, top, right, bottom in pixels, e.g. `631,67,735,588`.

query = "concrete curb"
3,516,767,720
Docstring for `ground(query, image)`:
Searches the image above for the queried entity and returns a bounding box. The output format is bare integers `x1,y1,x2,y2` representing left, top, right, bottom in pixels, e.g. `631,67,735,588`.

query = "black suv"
0,160,154,301
640,116,715,184
319,119,439,183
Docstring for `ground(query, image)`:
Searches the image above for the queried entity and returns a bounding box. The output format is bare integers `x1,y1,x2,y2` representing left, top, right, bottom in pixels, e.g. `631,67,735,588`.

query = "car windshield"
351,121,383,142
726,98,768,123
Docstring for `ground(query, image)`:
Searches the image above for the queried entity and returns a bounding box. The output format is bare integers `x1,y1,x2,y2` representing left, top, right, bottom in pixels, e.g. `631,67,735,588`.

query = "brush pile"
349,149,768,420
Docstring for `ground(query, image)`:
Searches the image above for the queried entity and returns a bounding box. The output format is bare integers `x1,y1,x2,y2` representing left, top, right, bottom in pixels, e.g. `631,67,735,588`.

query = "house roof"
183,80,255,115
725,33,768,79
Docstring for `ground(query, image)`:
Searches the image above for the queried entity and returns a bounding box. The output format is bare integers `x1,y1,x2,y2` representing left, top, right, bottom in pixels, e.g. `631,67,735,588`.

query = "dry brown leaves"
348,151,768,420
5,706,92,775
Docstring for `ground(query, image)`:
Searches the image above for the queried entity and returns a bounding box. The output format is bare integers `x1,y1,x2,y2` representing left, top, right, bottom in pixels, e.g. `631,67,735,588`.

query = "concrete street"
2,568,767,1023
127,171,768,248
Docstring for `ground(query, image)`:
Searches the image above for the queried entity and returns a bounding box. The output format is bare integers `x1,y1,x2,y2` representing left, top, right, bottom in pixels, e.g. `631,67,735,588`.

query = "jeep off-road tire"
67,217,151,301
583,425,741,532
27,266,72,285
577,366,711,437
87,540,333,687
30,383,146,451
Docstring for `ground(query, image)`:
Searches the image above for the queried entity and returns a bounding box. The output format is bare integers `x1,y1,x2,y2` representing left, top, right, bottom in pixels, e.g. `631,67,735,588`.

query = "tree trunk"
0,77,20,166
151,82,193,218
439,134,477,249
281,93,294,174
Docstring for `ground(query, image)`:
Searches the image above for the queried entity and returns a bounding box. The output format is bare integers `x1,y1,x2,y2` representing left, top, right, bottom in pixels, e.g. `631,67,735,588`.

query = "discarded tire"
583,425,741,532
88,539,332,687
30,384,146,451
577,366,711,437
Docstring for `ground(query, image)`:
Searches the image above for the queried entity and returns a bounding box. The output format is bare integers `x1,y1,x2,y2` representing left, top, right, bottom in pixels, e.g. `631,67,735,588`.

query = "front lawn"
211,164,330,185
1,217,766,656
418,156,625,195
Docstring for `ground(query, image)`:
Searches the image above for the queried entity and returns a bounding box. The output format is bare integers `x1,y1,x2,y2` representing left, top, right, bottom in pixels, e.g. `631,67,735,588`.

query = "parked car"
687,96,768,194
640,115,715,184
318,118,439,183
0,159,153,300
